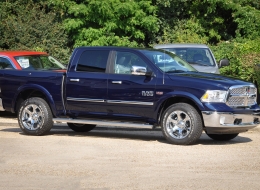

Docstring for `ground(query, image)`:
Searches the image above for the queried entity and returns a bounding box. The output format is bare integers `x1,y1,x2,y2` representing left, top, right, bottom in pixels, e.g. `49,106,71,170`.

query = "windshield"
140,49,196,73
15,55,66,70
162,48,215,66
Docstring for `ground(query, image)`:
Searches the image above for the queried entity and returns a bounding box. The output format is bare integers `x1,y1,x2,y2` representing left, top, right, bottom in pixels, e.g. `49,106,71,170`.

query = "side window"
114,51,147,74
76,50,109,72
0,57,14,69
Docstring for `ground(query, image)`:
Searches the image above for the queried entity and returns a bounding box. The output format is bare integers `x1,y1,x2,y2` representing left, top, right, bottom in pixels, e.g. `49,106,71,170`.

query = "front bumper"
202,111,260,134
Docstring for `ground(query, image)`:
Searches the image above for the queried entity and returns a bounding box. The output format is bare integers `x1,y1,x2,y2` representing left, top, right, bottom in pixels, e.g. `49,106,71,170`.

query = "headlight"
201,90,227,103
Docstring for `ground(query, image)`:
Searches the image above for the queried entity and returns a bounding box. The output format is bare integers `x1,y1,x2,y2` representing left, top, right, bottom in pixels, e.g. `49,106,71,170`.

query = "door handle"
112,81,122,84
70,79,80,82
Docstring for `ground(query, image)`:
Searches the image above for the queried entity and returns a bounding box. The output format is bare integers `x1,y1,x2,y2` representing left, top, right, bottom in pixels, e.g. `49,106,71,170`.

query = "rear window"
76,50,109,73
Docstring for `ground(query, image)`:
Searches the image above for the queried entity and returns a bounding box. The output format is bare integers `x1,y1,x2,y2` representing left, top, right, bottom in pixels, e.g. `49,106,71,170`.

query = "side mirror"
131,66,153,76
219,59,229,68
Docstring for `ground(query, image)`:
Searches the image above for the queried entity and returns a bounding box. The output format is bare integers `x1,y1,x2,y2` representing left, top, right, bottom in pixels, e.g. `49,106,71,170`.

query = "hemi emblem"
156,91,163,95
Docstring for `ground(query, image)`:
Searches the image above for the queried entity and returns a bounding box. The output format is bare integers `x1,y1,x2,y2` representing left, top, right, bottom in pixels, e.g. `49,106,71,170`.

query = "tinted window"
114,51,147,74
0,57,14,69
77,50,109,72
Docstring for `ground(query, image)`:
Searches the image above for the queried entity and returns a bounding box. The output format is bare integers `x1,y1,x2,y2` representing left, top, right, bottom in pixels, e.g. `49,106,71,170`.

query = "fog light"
234,119,242,125
254,118,259,124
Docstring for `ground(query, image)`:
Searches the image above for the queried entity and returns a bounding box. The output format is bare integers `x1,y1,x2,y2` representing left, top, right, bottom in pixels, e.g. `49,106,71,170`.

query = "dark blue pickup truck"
0,47,259,145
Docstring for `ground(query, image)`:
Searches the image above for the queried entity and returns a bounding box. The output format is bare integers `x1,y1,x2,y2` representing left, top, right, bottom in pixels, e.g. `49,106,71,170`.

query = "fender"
12,84,57,116
153,90,205,120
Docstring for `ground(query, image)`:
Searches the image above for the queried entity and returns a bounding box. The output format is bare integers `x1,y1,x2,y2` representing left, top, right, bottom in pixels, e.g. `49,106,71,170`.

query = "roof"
154,43,209,49
0,51,48,56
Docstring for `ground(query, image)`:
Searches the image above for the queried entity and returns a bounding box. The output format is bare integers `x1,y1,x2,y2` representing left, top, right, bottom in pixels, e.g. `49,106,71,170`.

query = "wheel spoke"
167,116,176,124
31,105,39,114
175,111,182,121
25,107,33,117
178,129,184,139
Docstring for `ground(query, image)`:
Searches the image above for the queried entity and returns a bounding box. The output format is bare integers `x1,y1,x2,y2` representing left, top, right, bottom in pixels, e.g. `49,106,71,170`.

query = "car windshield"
140,49,196,73
15,55,66,70
161,48,215,66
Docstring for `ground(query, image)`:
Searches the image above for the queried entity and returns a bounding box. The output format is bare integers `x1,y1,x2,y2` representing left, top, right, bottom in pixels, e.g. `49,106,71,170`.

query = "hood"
167,71,253,91
190,64,220,74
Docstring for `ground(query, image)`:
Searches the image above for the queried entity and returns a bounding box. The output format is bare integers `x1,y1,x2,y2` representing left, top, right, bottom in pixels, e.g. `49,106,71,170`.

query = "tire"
206,133,239,141
161,103,203,145
67,123,96,132
18,97,53,135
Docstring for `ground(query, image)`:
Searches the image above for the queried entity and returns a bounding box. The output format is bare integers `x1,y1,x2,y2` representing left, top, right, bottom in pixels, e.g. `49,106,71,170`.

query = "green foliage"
211,38,260,89
233,5,260,39
0,0,70,63
48,0,159,48
156,18,209,45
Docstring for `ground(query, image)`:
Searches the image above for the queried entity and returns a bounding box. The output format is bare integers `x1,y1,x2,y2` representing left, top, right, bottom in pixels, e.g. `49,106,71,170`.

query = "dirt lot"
0,111,260,190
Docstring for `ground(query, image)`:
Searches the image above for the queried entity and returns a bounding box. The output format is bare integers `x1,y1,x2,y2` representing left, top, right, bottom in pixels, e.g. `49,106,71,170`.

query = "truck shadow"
1,124,253,145
49,125,252,145
0,111,17,118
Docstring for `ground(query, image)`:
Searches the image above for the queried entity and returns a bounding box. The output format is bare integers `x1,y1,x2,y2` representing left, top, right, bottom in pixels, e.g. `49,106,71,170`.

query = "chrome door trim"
70,79,80,82
67,97,105,103
111,81,122,84
67,98,153,105
107,100,153,106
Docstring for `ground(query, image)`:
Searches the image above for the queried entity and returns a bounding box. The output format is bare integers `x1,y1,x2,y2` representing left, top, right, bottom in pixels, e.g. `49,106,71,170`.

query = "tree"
47,0,159,48
0,0,70,63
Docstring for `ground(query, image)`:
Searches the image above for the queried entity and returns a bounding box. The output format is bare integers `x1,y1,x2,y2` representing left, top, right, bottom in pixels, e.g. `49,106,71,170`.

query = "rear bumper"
202,111,260,134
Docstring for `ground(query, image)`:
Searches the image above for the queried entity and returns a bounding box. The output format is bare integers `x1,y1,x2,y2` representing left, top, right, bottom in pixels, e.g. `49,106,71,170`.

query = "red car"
0,51,66,70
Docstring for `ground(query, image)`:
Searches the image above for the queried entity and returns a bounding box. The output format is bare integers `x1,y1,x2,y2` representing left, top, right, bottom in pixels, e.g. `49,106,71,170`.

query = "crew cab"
0,47,259,145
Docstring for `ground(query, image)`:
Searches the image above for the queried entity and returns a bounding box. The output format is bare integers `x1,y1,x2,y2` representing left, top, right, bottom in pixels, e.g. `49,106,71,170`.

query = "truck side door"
65,49,110,117
106,50,156,119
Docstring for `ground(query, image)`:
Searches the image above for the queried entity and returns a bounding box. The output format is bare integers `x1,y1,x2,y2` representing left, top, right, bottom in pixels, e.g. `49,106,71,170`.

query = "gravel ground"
0,111,260,190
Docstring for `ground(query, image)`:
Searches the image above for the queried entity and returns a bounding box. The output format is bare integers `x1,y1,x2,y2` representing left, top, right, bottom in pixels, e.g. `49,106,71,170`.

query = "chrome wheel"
21,104,44,131
165,110,192,139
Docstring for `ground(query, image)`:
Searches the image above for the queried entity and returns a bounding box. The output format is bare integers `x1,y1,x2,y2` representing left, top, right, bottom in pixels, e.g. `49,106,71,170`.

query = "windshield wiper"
166,70,186,73
188,62,209,66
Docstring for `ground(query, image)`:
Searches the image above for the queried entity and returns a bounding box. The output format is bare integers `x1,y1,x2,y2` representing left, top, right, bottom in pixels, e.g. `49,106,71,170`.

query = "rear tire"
67,123,96,132
206,133,239,141
161,103,203,145
18,97,53,135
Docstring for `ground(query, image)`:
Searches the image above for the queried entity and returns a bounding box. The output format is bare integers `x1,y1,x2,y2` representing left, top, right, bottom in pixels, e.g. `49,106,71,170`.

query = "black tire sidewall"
18,97,53,135
161,103,203,145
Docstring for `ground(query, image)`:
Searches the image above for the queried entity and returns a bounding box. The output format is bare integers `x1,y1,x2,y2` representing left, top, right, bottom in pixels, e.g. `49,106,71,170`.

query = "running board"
53,118,154,128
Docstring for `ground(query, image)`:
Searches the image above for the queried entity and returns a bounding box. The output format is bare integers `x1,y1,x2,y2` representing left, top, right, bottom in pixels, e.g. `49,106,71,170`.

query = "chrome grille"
227,85,257,107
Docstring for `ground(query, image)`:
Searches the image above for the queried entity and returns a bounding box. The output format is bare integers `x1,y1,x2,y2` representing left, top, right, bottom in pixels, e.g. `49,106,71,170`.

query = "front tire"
18,97,53,135
67,123,96,132
161,103,203,145
206,133,239,141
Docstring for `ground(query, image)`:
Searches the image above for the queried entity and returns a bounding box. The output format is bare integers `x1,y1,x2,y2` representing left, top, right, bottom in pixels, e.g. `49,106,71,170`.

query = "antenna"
163,50,166,84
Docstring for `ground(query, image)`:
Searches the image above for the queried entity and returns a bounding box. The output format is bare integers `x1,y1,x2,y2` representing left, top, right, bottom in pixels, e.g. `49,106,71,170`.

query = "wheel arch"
12,84,57,117
155,92,205,125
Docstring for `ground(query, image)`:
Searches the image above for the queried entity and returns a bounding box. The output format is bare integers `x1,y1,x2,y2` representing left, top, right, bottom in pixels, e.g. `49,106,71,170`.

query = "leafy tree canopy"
47,0,159,47
0,0,70,63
